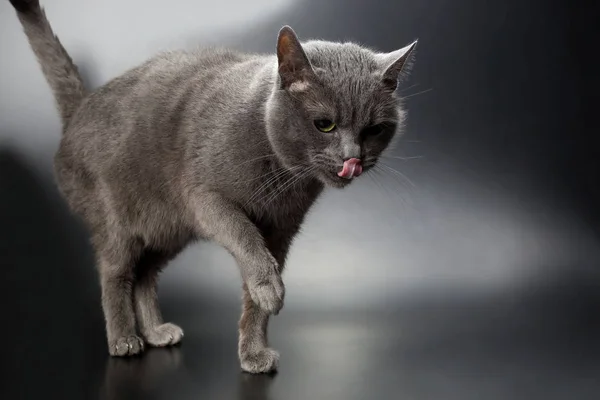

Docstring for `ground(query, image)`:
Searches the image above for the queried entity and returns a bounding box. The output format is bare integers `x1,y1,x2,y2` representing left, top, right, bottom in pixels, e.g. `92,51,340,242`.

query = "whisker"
272,165,318,201
244,166,301,208
260,165,318,210
379,163,416,188
402,88,433,100
381,155,423,161
366,169,388,197
312,154,338,165
371,165,411,210
255,170,301,208
398,83,420,93
238,165,291,185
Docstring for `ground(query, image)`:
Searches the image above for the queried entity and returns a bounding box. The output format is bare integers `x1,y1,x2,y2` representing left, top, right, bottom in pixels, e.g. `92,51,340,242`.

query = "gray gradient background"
0,0,598,399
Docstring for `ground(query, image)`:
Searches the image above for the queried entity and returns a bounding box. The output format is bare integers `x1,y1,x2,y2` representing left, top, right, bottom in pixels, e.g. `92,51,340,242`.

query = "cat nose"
343,156,361,162
342,147,361,161
340,137,361,161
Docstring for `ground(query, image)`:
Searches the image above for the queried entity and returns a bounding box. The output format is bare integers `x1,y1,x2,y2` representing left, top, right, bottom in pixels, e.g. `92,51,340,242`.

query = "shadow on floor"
0,145,105,399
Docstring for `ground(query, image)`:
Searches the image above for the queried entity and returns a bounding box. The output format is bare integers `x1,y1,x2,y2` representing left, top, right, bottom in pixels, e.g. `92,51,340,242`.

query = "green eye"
314,119,336,133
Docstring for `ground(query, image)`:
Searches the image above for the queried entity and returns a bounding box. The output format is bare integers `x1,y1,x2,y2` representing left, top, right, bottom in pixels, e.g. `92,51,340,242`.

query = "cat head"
265,26,417,188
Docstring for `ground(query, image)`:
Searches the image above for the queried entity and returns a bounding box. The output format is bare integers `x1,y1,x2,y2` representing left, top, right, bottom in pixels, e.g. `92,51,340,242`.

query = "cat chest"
245,184,320,225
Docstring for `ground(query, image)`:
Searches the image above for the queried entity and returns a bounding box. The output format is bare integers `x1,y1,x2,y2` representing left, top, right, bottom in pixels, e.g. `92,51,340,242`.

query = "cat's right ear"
276,26,315,90
376,40,418,92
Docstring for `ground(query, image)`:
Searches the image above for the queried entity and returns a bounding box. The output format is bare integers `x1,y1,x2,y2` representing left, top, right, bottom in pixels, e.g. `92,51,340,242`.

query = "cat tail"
10,0,87,129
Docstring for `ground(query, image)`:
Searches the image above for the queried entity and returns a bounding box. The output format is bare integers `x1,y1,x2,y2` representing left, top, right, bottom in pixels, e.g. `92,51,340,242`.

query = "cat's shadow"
238,371,277,400
0,144,106,398
101,347,184,400
101,346,277,400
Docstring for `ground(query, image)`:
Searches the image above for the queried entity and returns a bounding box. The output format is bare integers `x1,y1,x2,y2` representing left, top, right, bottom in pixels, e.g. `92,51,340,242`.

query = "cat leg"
134,251,184,347
238,225,296,373
238,284,279,373
192,191,285,316
98,241,145,357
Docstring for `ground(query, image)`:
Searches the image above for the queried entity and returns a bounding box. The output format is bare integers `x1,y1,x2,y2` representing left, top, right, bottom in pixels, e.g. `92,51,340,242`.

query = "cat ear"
276,26,315,90
377,40,418,91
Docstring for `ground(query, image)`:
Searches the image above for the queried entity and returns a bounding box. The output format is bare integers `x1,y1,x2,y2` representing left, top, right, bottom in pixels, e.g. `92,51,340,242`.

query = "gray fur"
10,0,86,126
10,0,417,372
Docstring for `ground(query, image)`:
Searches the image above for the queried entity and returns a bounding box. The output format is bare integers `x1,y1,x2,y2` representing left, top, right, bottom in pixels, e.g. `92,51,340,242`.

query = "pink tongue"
338,158,363,179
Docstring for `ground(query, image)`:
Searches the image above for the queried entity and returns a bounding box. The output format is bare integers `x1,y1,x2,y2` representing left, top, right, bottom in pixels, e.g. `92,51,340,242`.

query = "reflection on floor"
8,283,599,400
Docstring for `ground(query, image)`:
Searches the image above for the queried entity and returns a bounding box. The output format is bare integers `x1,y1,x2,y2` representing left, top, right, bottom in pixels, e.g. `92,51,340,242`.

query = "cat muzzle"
338,158,363,179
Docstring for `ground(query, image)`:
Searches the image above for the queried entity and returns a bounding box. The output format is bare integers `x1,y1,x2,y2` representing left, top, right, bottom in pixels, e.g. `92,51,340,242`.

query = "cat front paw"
247,273,285,315
109,335,145,356
240,348,280,374
143,323,184,347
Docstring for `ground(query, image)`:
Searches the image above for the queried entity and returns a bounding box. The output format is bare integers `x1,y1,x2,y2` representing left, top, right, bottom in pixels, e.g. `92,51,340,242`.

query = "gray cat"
10,0,417,373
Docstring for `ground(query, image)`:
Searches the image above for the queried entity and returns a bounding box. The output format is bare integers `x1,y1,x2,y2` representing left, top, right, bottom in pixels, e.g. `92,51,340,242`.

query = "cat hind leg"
134,249,184,347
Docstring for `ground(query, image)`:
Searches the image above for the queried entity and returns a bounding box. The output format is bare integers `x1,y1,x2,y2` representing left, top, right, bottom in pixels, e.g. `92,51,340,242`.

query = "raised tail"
10,0,87,128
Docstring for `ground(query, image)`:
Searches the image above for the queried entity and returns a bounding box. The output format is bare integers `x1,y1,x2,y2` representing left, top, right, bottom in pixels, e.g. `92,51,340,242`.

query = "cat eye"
361,123,393,137
314,119,337,133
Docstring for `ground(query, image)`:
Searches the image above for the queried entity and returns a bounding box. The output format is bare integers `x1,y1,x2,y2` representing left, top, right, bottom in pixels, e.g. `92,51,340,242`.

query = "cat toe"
240,348,280,374
143,322,184,347
109,335,145,356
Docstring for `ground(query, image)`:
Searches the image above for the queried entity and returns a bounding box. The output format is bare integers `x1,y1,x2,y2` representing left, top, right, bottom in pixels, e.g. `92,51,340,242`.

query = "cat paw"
109,335,145,356
143,323,184,347
247,273,285,315
240,348,280,374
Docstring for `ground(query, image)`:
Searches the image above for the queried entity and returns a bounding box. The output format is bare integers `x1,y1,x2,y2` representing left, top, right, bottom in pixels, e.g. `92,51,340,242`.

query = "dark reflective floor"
4,285,600,399
152,284,600,400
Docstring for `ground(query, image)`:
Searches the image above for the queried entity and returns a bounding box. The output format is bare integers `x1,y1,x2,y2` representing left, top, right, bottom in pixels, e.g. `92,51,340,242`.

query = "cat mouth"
319,172,352,187
316,159,364,188
311,155,372,188
337,158,363,179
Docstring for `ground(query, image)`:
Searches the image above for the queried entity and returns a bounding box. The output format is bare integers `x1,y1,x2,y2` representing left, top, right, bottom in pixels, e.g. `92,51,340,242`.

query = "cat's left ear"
376,40,418,91
276,26,316,90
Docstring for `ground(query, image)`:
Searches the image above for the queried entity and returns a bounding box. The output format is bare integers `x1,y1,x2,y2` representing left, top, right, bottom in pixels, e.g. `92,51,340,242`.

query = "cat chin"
315,170,355,189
